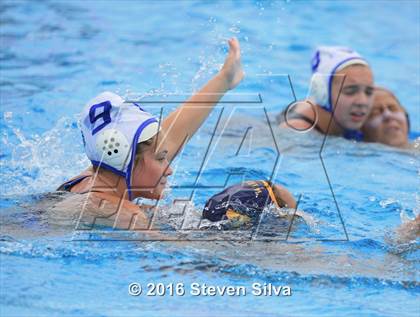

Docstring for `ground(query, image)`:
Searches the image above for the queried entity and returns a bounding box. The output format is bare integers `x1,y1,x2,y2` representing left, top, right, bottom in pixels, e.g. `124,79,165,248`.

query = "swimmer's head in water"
202,180,281,223
309,46,374,131
80,91,161,200
362,88,409,148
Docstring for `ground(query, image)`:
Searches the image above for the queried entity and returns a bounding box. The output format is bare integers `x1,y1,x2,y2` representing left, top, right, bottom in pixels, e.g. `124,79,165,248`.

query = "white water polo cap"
80,91,160,200
309,46,369,112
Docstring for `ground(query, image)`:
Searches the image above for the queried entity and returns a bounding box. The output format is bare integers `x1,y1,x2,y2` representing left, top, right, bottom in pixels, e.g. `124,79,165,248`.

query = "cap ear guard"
309,73,329,110
95,129,131,171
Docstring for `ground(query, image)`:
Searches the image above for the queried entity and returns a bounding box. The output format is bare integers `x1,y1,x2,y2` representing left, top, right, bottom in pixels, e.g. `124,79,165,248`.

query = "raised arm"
161,38,244,161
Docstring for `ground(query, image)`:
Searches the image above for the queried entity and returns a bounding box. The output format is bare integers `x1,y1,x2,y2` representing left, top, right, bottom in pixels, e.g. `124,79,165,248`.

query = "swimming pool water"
1,1,419,316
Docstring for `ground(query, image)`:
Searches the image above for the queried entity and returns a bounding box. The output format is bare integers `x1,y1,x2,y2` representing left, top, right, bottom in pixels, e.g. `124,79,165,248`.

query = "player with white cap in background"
278,46,375,140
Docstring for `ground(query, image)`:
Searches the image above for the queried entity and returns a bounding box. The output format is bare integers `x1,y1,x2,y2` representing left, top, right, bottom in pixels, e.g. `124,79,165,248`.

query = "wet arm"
272,184,297,209
162,38,244,161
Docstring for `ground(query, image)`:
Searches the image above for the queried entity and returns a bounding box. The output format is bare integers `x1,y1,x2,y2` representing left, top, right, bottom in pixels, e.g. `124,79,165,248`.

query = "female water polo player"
278,46,375,140
362,87,412,149
57,38,296,228
202,180,296,225
57,38,243,216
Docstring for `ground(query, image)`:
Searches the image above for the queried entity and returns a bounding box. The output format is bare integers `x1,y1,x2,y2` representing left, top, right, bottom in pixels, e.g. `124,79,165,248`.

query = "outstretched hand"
220,38,244,90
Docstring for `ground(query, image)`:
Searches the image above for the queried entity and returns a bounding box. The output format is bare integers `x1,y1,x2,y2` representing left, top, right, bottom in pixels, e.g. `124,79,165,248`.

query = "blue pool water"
1,1,419,316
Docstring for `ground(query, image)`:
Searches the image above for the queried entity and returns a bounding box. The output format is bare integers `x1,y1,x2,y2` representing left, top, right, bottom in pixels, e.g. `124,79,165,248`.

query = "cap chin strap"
343,129,364,141
125,118,159,201
330,113,364,141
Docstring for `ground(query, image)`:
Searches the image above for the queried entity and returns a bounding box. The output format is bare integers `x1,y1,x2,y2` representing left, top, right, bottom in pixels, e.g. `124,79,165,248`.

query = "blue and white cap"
309,46,369,112
80,91,160,200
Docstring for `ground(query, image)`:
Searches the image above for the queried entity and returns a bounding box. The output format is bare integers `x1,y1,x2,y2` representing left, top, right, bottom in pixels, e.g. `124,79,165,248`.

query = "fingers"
228,37,240,56
228,39,235,53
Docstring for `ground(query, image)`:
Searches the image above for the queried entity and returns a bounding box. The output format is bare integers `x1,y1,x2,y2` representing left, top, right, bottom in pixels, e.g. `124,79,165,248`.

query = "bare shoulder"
278,100,318,129
279,119,314,130
46,192,149,229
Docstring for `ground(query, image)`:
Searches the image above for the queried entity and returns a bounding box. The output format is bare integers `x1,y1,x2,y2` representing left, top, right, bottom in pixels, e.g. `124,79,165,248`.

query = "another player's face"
363,90,409,147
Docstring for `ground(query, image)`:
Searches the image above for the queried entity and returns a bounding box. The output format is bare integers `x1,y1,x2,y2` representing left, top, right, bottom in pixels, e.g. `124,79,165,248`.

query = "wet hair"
374,87,410,133
134,136,156,165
